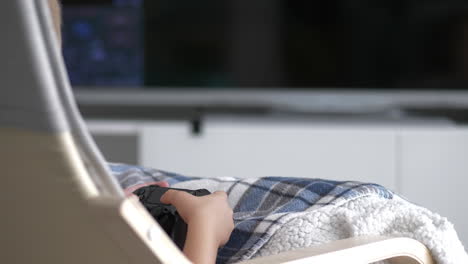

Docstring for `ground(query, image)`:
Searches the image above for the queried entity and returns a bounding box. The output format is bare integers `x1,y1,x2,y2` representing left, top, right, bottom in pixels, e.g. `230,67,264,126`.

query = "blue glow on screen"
62,1,143,87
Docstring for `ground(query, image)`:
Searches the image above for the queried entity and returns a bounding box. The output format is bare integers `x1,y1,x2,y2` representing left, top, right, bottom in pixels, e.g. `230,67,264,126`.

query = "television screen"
62,0,468,89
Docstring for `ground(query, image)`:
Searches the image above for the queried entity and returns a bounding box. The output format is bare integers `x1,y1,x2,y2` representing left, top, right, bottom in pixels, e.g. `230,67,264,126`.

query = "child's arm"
161,190,234,264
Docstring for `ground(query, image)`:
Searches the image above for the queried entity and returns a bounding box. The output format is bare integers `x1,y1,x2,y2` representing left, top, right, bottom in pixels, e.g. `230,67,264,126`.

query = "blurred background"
64,0,468,89
62,0,468,246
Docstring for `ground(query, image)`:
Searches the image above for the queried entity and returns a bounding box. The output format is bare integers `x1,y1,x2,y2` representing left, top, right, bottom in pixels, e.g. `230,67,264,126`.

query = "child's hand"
161,190,234,247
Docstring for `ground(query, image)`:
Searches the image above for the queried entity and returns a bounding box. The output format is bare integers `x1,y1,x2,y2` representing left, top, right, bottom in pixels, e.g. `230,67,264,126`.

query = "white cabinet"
88,121,142,164
140,121,397,189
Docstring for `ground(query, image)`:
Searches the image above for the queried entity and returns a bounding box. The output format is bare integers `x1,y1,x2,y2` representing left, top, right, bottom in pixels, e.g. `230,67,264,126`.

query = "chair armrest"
238,236,434,264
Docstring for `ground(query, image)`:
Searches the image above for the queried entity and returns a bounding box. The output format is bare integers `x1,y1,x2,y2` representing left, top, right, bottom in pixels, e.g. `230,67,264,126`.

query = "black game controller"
133,185,211,249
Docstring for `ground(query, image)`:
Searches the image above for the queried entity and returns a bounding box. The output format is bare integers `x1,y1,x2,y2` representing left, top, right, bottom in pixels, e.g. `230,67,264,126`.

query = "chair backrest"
0,1,189,263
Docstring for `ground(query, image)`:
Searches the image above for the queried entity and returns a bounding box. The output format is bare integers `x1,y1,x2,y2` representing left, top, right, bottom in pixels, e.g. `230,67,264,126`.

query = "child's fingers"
157,181,170,188
213,191,228,199
160,189,194,206
159,189,174,204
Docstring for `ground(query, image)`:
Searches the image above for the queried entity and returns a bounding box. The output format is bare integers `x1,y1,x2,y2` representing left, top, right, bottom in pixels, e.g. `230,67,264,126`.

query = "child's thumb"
160,189,192,206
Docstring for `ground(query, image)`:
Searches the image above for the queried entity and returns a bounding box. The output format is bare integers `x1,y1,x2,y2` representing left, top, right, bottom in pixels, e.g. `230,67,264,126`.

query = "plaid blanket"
110,163,394,264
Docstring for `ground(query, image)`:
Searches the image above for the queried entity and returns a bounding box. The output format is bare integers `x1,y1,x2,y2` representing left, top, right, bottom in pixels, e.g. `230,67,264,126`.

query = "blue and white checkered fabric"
110,163,394,264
